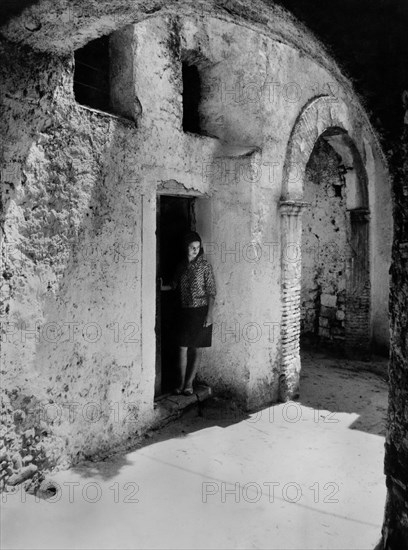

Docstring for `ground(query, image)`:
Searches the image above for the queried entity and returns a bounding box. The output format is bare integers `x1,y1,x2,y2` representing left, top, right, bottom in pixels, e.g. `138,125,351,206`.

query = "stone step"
153,385,212,427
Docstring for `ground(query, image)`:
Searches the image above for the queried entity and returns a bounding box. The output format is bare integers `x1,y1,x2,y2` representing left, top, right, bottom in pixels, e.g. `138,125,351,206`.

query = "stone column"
279,200,309,401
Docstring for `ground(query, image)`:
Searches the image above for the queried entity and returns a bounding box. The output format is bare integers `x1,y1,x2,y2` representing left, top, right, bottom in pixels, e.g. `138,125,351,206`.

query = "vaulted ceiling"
274,0,408,139
0,0,39,24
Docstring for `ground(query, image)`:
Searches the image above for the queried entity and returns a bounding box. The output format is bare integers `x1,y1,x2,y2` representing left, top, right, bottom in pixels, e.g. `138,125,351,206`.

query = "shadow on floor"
69,394,252,481
299,350,388,436
70,350,388,481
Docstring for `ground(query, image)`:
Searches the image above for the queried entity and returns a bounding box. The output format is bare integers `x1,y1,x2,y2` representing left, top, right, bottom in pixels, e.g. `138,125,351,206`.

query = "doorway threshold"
153,384,212,427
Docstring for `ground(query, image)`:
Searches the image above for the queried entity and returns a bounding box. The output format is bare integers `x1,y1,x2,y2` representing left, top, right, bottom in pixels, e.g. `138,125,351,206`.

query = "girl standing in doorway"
161,231,216,395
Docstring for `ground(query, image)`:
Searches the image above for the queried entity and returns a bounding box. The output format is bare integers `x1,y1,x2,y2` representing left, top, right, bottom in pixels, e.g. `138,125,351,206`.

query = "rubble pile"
0,391,66,496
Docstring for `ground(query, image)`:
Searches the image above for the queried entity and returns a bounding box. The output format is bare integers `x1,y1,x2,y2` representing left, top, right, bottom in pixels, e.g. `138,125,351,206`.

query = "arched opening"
278,96,390,401
300,129,370,358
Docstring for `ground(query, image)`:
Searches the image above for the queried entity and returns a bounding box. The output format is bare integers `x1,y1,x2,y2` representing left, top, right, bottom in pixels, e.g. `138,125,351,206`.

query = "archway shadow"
298,349,388,437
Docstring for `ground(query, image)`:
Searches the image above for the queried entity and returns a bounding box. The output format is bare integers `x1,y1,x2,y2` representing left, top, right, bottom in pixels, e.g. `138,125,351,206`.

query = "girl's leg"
175,346,188,392
184,347,202,391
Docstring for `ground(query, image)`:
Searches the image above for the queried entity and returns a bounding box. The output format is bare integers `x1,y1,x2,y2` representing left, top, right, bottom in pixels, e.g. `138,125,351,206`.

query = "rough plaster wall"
0,13,218,482
0,39,151,483
196,152,282,408
301,139,348,349
110,25,141,120
197,15,352,154
0,8,390,483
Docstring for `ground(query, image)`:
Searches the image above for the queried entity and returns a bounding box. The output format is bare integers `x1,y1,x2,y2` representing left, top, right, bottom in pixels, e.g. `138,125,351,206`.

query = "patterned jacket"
173,255,216,308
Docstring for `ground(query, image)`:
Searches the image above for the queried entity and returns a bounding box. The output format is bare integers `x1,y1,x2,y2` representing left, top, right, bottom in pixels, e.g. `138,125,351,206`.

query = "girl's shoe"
173,388,183,395
183,387,194,396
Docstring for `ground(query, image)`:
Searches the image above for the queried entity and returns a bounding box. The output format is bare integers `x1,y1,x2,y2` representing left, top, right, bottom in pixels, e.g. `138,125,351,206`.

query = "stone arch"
282,95,353,200
279,95,372,400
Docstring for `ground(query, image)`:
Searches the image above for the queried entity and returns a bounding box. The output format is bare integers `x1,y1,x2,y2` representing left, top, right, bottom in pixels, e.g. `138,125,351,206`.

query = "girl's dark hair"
182,231,203,257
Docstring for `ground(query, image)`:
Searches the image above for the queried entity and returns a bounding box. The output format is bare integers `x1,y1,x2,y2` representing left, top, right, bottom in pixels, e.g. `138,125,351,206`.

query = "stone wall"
301,138,348,350
380,128,408,548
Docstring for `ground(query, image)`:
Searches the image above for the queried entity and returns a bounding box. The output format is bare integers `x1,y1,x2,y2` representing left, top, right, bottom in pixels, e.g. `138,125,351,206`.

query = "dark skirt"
178,306,213,348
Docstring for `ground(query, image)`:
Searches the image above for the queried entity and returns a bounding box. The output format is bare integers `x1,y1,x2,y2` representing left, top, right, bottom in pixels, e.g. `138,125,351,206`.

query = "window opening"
182,62,202,134
74,35,111,113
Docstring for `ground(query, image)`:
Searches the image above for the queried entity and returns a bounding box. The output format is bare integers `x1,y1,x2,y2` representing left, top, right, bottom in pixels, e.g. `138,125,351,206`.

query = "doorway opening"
155,195,196,396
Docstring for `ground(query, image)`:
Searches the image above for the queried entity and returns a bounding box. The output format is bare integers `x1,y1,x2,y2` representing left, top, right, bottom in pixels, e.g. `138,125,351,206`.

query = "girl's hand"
203,313,213,327
160,278,172,291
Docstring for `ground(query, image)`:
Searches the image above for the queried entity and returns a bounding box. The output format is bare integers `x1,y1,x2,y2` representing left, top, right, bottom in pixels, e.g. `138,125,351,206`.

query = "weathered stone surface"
301,138,348,349
379,127,408,548
320,293,338,309
7,464,38,486
300,130,388,360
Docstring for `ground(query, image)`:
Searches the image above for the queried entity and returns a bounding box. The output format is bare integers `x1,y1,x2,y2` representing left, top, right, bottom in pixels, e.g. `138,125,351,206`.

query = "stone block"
7,464,37,486
336,309,345,321
318,327,330,338
321,293,337,308
321,306,336,320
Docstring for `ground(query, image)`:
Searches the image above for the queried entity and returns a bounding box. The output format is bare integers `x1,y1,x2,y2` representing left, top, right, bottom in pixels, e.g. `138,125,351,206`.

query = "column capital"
279,200,310,216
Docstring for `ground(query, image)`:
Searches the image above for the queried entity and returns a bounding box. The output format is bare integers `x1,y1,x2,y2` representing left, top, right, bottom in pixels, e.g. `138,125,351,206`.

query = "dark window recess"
74,35,111,112
182,62,202,133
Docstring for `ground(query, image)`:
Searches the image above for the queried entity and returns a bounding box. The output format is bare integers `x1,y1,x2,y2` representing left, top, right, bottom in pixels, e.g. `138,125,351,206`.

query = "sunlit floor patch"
1,356,387,550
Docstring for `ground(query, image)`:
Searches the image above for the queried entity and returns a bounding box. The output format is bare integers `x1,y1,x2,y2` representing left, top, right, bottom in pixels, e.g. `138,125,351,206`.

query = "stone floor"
1,353,388,549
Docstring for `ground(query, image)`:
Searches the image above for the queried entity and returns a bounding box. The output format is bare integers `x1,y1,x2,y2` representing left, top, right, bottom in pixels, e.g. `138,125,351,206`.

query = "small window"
182,62,202,134
74,35,111,113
